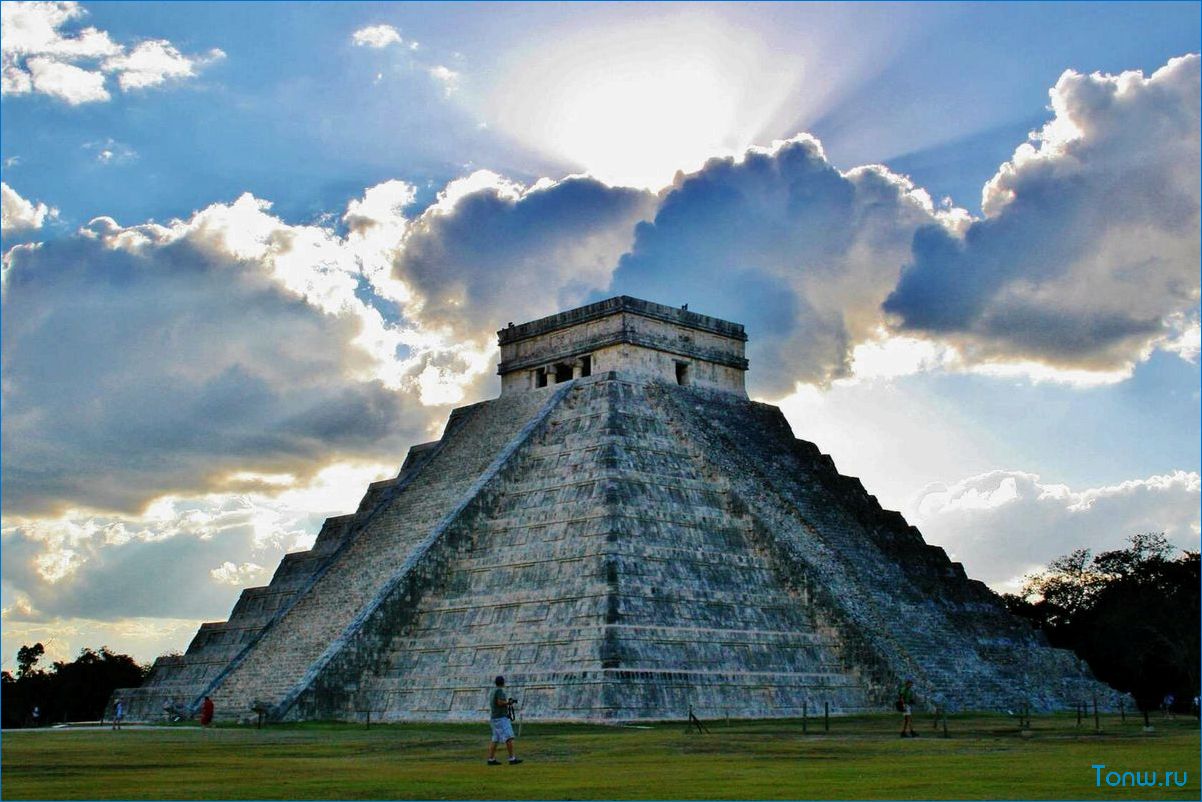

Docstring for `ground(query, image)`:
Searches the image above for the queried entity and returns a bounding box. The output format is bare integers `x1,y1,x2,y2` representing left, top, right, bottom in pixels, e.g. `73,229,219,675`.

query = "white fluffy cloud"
912,469,1201,590
1,1,223,103
1,181,57,233
24,52,108,102
351,24,404,49
886,55,1200,376
428,64,458,95
102,39,224,91
0,1,119,59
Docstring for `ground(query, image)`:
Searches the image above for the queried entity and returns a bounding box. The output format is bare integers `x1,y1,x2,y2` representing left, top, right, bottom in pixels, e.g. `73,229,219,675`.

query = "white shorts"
902,704,912,716
490,716,515,743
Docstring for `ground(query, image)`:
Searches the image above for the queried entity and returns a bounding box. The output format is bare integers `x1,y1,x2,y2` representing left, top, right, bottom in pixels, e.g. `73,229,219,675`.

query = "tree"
16,642,45,679
1004,534,1200,712
1,644,148,727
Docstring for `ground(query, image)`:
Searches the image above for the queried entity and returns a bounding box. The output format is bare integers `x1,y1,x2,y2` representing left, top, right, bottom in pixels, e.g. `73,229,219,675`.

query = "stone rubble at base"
113,297,1110,723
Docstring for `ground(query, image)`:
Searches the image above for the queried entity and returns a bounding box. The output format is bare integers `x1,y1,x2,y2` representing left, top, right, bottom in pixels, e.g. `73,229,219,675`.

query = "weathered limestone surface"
326,377,870,721
118,298,1109,722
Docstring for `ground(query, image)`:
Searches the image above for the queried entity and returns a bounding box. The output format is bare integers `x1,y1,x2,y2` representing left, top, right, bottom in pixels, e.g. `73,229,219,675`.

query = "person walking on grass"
898,679,918,738
486,676,523,765
112,698,125,731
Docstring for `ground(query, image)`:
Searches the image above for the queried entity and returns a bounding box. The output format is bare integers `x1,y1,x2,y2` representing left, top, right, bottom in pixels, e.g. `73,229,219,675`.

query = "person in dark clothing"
200,696,215,727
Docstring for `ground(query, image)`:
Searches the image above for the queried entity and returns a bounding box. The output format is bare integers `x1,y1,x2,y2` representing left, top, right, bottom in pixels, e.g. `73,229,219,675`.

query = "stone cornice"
497,328,749,375
497,296,747,345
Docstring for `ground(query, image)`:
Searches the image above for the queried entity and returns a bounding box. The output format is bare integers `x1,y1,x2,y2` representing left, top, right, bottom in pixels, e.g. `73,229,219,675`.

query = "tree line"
1003,533,1199,713
1,644,147,728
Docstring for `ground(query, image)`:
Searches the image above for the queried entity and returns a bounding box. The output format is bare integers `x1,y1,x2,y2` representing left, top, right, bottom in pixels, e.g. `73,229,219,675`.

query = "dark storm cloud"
607,136,943,395
1,212,431,517
394,174,657,341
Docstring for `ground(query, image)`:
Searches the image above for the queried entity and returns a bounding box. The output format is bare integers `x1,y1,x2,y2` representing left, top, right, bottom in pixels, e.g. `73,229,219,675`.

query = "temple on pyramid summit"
117,296,1106,722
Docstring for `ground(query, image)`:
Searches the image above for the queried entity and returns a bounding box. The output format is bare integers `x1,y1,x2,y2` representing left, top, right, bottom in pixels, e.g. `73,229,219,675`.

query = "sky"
1,1,1199,671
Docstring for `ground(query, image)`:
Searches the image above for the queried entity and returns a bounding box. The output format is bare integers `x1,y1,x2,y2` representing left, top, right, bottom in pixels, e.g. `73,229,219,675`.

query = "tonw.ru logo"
1093,764,1189,788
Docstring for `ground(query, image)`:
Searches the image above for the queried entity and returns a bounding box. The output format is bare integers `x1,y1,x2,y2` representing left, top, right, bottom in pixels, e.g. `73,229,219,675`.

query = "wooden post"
365,709,371,730
941,709,949,738
824,701,829,733
1120,698,1125,723
1093,693,1100,733
802,701,807,734
1076,701,1082,727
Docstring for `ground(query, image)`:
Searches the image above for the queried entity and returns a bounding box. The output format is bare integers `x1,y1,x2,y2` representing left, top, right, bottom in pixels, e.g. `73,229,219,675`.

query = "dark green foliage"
1,645,148,727
16,643,45,678
1003,534,1200,712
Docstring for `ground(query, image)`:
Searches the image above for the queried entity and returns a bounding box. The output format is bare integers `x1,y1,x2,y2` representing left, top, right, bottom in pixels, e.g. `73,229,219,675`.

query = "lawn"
2,713,1198,800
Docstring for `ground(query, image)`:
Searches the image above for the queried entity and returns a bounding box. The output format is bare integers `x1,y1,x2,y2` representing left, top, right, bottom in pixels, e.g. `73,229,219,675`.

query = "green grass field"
2,713,1198,800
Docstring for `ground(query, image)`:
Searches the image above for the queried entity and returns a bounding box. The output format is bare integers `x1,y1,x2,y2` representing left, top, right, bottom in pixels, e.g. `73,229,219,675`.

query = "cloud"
0,461,393,667
1,1,221,103
3,168,651,517
607,135,959,395
352,24,404,49
1162,315,1200,363
102,40,224,91
0,1,119,60
884,54,1201,375
24,53,107,103
83,137,137,165
0,613,203,669
342,178,415,240
912,469,1201,590
393,171,657,344
1,181,57,233
209,561,264,586
428,64,458,96
0,192,446,517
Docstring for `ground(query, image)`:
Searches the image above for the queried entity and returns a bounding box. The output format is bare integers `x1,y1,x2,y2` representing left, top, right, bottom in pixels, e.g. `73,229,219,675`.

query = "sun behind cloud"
481,14,802,189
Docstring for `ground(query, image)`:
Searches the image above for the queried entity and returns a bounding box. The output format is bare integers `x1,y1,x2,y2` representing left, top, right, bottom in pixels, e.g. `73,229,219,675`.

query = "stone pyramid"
120,297,1104,722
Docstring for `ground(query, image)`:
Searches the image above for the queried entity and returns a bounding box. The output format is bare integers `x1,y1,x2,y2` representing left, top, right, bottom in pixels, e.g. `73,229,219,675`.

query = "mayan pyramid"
119,296,1105,722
